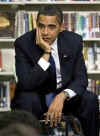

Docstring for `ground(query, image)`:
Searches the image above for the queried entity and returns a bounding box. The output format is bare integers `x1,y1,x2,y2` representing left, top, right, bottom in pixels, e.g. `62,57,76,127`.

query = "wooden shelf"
0,72,14,81
0,72,14,76
23,2,100,11
0,38,15,42
88,71,100,79
24,1,100,5
0,1,100,5
0,2,24,5
83,38,100,41
88,70,100,74
0,39,15,48
1,1,100,11
0,107,11,112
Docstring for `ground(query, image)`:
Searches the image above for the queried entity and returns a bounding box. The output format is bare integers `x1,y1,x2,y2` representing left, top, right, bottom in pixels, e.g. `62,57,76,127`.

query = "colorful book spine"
28,13,33,31
24,13,29,33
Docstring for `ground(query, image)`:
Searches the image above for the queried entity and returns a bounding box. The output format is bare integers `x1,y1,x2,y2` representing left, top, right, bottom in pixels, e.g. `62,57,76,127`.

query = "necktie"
49,55,56,78
45,55,56,107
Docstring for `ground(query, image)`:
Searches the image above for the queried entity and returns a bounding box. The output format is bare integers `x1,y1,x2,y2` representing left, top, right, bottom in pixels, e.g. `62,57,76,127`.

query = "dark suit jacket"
14,29,88,97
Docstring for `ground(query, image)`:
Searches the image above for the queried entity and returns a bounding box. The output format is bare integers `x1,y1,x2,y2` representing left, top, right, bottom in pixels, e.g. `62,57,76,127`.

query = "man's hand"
45,92,67,127
36,28,51,53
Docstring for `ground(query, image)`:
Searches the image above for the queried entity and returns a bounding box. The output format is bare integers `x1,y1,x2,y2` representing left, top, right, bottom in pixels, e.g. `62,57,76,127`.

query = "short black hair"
0,110,40,130
37,5,63,25
0,123,40,136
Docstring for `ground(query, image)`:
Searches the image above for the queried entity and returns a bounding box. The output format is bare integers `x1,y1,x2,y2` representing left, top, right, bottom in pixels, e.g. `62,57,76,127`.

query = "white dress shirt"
38,39,76,99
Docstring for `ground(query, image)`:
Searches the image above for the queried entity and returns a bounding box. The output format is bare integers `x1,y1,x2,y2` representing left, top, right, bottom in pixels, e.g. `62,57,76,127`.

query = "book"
1,49,15,72
0,81,10,109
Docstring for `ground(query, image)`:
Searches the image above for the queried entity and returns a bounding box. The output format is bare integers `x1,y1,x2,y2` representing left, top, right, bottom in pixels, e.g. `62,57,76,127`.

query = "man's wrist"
63,91,70,100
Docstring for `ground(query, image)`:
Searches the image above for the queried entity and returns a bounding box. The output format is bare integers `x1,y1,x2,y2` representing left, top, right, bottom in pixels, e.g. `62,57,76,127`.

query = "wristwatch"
63,90,70,100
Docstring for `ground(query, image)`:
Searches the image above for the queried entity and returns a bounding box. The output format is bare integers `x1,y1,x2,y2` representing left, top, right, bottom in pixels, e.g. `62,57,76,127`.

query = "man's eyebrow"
48,24,56,27
38,23,44,26
38,22,56,26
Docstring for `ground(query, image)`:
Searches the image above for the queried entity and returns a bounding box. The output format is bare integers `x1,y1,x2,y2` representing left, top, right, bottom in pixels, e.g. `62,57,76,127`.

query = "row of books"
88,79,100,109
63,12,100,38
0,80,15,109
88,79,100,95
1,11,100,38
83,42,100,71
22,11,100,38
0,43,100,72
1,79,100,109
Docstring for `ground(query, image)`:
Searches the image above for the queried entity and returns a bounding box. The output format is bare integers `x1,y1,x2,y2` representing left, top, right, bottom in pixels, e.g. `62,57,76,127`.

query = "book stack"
63,12,100,38
0,81,10,109
83,42,100,71
0,49,15,72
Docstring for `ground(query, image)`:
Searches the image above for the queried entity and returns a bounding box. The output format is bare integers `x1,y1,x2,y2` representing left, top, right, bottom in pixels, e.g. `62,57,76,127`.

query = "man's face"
37,15,62,45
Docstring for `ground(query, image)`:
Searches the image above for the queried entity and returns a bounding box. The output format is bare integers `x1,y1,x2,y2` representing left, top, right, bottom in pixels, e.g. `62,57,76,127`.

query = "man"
11,5,99,136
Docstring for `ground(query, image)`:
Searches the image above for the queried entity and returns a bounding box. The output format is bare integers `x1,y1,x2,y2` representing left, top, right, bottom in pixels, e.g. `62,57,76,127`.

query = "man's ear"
60,23,66,32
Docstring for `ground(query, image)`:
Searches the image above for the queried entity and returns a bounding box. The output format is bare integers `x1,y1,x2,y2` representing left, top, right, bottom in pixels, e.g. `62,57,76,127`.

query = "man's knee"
11,92,43,117
81,91,98,112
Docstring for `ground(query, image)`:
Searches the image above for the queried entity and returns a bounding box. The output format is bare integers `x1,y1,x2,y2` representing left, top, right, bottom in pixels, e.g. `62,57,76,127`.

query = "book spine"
28,13,33,31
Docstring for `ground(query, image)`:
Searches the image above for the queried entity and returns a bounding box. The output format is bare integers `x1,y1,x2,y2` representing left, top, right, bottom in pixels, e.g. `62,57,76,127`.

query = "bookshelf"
0,0,100,111
0,72,14,80
0,3,16,111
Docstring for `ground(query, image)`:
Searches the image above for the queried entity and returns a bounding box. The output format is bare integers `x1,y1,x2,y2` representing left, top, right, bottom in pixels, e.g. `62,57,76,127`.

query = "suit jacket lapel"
57,32,73,87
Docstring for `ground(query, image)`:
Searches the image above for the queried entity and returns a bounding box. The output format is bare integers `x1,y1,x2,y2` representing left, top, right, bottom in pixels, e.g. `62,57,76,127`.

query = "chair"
39,115,84,136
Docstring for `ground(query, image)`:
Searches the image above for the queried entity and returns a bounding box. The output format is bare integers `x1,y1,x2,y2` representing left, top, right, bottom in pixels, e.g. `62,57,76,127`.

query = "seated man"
11,5,99,136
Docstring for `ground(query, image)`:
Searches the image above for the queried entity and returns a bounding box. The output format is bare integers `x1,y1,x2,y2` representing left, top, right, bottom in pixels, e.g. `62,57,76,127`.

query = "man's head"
36,5,64,45
0,110,40,133
0,123,40,136
37,5,63,25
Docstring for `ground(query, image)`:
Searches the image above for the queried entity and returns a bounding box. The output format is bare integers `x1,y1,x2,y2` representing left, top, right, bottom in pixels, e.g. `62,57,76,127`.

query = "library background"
0,0,100,135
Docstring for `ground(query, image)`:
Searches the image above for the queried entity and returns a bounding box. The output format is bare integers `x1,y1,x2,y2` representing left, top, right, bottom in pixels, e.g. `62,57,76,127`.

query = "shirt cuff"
63,89,76,99
38,57,50,71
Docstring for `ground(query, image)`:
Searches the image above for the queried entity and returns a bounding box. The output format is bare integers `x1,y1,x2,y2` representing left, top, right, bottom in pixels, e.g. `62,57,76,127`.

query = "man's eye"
49,25,56,29
39,24,44,28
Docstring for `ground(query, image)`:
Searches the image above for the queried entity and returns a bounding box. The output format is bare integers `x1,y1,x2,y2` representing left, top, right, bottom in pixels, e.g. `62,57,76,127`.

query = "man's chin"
44,39,53,45
43,39,49,43
45,41,52,45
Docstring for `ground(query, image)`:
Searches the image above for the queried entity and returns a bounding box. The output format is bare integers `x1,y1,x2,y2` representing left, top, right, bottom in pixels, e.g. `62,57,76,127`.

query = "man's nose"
43,27,48,35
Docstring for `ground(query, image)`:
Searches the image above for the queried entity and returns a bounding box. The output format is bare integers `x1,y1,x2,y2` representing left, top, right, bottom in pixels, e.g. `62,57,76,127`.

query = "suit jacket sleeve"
14,38,49,91
66,36,88,96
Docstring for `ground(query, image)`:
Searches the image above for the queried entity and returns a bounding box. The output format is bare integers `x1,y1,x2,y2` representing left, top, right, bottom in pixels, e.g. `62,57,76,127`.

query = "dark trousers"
11,90,99,136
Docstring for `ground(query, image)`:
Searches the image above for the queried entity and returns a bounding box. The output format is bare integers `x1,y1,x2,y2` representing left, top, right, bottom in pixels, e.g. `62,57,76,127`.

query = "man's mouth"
43,38,50,42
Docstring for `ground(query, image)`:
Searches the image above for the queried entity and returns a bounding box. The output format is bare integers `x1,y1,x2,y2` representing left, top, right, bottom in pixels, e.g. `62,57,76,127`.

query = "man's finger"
50,112,54,127
54,112,58,127
57,112,62,123
45,112,49,125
